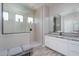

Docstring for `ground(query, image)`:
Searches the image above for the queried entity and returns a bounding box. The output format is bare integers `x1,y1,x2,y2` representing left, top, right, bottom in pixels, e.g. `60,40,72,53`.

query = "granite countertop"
46,33,79,42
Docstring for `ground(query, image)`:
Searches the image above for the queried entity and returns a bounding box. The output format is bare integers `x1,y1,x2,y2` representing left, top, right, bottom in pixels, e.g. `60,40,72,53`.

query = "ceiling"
26,3,45,9
21,3,51,10
4,3,52,10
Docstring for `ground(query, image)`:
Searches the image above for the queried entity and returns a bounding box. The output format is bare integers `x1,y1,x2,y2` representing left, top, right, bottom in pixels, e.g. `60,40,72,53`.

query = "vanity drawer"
45,41,53,49
68,44,79,54
68,51,79,56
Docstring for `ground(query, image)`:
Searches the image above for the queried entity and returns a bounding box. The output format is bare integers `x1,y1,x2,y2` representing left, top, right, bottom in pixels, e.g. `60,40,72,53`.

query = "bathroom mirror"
49,8,79,34
2,3,33,34
61,9,79,33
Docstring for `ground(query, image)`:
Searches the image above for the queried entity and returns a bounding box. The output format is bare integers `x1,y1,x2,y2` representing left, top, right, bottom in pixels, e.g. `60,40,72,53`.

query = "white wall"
43,5,50,34
34,6,43,44
0,4,33,49
34,5,50,45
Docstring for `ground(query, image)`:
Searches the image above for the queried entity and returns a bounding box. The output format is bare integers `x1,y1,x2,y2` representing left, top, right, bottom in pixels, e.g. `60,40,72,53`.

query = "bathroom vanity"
44,8,79,56
44,33,79,56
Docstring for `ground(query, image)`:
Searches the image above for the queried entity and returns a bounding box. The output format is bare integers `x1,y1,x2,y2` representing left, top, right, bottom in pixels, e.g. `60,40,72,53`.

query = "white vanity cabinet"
44,35,79,56
67,40,79,56
45,36,68,55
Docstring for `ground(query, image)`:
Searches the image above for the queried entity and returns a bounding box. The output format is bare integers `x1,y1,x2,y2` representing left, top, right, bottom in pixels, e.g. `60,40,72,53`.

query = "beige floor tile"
31,46,64,56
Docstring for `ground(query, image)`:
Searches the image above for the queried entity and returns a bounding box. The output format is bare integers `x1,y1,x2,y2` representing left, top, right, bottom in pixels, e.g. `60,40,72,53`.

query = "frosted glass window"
15,14,23,22
27,17,33,24
3,12,8,21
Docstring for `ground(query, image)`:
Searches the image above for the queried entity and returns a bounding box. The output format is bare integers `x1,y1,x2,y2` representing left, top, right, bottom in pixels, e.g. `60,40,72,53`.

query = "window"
27,17,33,24
3,12,8,21
15,14,23,22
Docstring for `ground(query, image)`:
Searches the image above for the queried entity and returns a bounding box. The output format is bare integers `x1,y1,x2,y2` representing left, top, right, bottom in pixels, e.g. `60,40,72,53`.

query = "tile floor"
31,46,64,56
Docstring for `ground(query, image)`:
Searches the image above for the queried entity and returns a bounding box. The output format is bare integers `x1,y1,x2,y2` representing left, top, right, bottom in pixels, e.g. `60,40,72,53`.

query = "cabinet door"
45,36,68,55
68,41,79,56
45,36,55,49
68,51,79,56
45,36,53,44
53,38,68,55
